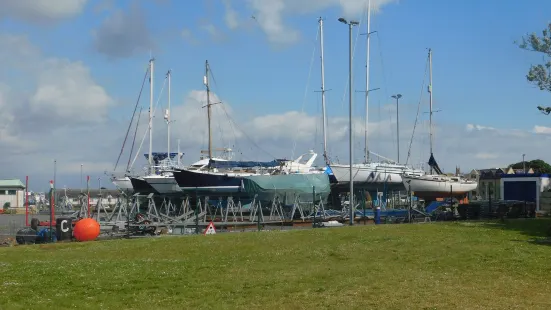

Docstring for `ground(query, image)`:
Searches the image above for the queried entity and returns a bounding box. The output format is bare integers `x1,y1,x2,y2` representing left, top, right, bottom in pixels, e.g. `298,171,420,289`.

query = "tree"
2,202,10,211
508,159,551,174
518,23,551,114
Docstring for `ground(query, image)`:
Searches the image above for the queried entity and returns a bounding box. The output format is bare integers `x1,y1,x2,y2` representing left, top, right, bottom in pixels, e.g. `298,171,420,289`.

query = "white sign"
60,220,69,232
203,222,216,235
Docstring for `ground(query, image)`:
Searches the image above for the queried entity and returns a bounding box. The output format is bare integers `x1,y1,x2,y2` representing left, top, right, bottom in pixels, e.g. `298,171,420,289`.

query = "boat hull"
112,177,133,190
330,163,424,190
143,175,182,194
402,175,477,200
172,169,247,193
242,173,331,204
130,177,158,194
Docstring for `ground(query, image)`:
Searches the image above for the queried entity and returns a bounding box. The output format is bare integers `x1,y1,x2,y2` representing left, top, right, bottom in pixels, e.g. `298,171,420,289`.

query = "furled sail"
428,153,443,175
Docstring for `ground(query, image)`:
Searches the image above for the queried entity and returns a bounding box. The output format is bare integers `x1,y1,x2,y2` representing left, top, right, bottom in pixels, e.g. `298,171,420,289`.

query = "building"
469,167,537,201
477,168,507,200
0,179,26,209
500,173,550,211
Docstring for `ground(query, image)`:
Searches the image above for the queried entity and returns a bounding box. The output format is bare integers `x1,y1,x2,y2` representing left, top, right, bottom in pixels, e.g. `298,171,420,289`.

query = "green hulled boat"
242,173,331,204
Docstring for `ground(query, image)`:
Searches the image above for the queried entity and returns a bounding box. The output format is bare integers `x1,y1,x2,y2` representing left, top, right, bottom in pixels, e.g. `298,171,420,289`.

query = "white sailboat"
143,69,184,194
402,49,477,199
328,1,424,187
128,57,158,194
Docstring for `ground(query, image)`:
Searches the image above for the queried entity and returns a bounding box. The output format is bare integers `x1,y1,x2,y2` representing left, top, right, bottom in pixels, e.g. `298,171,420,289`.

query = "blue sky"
1,0,551,190
7,0,545,126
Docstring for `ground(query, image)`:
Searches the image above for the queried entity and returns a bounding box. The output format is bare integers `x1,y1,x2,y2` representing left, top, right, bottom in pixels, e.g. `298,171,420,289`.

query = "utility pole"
428,49,434,174
338,17,359,225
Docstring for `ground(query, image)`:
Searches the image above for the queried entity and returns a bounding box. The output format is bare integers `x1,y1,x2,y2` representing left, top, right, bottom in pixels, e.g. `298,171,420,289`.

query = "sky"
1,0,551,191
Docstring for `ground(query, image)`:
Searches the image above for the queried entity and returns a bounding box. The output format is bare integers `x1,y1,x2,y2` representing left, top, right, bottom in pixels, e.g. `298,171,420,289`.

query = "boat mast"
428,48,433,174
148,58,155,174
204,60,213,160
318,17,329,165
364,0,372,163
166,69,171,164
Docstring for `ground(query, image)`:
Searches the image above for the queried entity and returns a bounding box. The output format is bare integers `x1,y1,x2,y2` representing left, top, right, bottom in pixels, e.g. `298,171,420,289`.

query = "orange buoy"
73,218,100,242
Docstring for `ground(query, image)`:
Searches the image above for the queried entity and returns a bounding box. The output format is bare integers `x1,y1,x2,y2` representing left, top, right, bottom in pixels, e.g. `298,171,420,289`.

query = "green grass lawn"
1,219,551,310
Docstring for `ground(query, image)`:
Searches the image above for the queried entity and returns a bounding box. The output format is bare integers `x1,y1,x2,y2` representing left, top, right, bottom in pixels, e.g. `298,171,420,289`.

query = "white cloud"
0,0,88,23
227,0,398,45
247,0,300,45
222,0,240,30
466,123,496,131
0,33,117,187
533,125,551,135
30,59,113,122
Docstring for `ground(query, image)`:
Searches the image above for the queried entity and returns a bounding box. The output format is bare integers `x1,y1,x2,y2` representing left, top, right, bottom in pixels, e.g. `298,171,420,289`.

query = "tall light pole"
391,94,402,163
339,17,359,225
522,154,526,173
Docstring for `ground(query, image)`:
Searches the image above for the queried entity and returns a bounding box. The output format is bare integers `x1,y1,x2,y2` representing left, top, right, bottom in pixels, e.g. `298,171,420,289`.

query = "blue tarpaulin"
144,152,180,164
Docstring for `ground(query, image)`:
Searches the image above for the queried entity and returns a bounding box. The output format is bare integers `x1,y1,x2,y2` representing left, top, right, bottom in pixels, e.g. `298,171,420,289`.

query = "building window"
0,190,6,195
7,190,16,195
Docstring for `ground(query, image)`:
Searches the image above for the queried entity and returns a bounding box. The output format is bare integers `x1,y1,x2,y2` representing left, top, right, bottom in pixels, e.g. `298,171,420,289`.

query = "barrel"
15,227,37,245
56,217,73,241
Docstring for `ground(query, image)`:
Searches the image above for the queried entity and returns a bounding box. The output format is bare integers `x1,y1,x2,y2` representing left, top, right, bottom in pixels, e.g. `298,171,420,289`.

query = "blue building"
500,173,550,211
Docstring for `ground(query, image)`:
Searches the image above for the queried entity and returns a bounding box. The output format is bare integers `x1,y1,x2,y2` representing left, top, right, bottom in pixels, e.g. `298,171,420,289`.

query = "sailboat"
172,60,329,196
125,58,181,195
143,69,185,194
128,58,158,194
401,49,477,200
327,1,424,189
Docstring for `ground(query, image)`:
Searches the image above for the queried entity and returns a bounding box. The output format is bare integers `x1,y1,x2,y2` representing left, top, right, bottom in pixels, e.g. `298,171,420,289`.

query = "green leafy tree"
3,202,10,211
508,159,551,174
518,24,551,114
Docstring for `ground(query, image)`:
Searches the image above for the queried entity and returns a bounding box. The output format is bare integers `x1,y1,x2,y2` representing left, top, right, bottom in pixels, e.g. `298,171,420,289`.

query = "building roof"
0,179,25,189
478,168,507,180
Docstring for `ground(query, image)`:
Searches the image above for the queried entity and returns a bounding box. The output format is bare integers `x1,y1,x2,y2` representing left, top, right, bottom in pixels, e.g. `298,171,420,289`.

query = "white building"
500,173,550,211
0,179,26,209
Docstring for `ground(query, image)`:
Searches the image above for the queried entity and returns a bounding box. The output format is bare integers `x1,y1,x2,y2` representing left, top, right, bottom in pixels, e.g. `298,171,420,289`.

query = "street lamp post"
80,164,83,193
522,154,526,173
339,17,359,226
391,94,402,163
